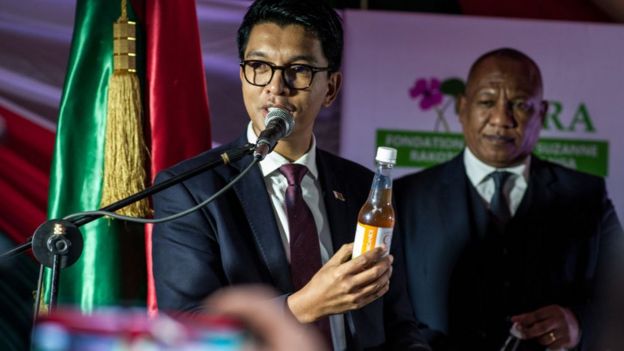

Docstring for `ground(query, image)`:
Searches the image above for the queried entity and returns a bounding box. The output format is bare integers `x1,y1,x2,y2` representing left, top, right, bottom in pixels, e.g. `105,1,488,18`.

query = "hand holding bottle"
286,243,393,323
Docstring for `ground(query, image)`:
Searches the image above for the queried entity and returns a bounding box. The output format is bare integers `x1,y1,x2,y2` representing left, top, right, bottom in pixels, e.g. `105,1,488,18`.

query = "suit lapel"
515,156,558,299
316,151,365,346
513,156,559,241
439,154,491,323
440,154,475,241
220,135,293,293
516,156,558,219
316,150,354,252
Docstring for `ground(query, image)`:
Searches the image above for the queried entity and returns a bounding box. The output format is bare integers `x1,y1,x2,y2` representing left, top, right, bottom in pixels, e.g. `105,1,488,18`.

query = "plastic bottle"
352,146,396,258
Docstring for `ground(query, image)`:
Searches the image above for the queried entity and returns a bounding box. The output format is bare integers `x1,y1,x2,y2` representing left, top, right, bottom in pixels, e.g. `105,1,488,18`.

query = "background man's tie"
490,171,512,224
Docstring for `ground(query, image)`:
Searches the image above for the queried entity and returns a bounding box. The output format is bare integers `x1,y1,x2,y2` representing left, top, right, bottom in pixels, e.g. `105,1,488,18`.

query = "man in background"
395,47,623,350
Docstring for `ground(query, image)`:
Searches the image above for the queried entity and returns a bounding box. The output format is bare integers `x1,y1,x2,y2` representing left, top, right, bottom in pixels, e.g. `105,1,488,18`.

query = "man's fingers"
348,255,393,289
511,305,580,349
513,305,568,336
512,305,555,330
347,279,390,309
343,247,388,274
537,329,567,347
339,262,393,310
511,312,541,327
352,267,392,299
548,335,570,349
522,319,555,340
327,243,354,265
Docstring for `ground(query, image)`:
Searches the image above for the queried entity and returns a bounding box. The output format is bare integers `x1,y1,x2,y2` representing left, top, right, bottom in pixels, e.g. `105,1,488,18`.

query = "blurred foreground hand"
204,286,327,351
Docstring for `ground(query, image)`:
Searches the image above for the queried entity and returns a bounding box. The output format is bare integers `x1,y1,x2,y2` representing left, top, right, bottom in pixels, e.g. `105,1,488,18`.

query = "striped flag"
44,0,210,312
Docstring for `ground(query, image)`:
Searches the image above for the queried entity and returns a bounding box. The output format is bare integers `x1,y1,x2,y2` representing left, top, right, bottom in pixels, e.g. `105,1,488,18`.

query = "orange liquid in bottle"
357,188,395,228
352,147,396,258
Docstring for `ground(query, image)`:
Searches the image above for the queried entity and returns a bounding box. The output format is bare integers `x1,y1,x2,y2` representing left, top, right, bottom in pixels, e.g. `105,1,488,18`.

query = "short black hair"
467,47,543,93
237,0,343,72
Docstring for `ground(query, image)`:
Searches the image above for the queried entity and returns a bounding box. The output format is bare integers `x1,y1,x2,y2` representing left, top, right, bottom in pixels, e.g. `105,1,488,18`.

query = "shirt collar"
463,146,530,186
246,122,318,180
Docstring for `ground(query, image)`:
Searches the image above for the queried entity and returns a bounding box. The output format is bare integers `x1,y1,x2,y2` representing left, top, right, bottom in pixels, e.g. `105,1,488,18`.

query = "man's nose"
266,69,289,95
489,100,517,128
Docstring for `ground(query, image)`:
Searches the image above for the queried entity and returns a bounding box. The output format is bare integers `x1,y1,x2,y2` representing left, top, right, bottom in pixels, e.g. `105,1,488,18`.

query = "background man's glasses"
240,60,330,90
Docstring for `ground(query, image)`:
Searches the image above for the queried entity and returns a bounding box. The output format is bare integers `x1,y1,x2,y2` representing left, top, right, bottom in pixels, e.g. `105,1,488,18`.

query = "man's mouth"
263,104,294,116
483,134,514,144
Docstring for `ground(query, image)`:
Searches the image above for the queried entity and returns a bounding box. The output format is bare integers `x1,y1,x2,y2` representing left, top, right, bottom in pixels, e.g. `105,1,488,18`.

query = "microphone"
253,107,295,160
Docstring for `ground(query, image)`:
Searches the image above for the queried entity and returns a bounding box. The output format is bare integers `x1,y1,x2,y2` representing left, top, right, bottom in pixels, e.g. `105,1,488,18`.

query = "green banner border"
376,129,609,177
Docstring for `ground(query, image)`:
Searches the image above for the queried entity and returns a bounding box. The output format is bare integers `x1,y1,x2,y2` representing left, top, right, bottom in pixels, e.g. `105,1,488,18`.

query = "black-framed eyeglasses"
240,60,331,90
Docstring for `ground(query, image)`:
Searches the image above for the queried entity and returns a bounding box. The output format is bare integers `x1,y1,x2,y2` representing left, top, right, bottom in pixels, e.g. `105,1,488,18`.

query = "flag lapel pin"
333,190,346,202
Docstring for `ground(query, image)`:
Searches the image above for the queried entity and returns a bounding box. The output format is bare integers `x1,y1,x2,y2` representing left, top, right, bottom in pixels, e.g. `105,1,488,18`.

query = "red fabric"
459,0,613,23
140,0,212,316
0,103,54,245
146,0,212,172
0,175,45,244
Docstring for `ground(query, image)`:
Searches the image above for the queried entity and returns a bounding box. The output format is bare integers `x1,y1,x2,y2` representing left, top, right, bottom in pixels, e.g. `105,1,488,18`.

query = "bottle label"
352,222,393,258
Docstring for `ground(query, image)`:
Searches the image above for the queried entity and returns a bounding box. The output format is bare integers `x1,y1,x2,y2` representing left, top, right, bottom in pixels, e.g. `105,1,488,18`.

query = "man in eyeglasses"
152,1,431,350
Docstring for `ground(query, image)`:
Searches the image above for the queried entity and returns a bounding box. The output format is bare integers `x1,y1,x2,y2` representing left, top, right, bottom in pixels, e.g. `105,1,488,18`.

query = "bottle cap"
375,146,397,164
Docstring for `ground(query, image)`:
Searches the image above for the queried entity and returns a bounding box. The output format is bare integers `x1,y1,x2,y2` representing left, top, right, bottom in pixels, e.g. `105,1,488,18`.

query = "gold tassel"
100,0,150,217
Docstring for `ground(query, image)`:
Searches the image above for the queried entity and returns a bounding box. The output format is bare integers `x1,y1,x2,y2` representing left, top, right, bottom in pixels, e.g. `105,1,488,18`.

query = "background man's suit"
152,133,428,350
395,152,623,350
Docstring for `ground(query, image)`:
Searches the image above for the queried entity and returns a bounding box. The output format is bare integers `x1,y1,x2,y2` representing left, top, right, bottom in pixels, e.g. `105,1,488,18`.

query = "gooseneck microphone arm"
1,142,257,321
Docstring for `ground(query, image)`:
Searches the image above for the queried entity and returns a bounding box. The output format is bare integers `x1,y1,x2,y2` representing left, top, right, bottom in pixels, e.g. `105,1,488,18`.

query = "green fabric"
45,0,145,311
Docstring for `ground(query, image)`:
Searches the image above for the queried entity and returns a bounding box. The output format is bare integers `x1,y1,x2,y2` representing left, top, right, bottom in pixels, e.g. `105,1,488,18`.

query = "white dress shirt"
463,147,530,216
247,123,346,351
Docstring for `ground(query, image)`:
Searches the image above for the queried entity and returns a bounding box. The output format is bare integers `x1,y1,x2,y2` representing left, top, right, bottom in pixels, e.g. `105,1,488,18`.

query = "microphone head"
254,107,295,160
265,107,295,138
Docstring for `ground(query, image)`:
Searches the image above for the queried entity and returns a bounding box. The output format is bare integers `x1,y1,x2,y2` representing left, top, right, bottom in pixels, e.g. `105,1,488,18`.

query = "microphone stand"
0,143,256,322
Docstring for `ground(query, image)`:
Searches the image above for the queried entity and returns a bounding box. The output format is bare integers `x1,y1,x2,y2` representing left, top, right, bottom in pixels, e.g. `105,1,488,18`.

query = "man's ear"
457,94,468,125
539,100,549,123
323,72,342,107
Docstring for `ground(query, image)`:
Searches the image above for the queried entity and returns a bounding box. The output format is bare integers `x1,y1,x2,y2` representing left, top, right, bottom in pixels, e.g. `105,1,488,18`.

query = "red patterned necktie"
279,164,333,350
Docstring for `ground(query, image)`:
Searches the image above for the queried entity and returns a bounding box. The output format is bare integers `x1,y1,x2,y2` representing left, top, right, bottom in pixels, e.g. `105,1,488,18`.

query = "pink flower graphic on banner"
408,77,465,132
409,78,443,110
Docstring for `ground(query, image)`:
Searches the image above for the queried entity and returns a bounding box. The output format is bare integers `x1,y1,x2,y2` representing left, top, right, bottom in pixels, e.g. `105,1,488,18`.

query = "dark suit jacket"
395,152,623,351
152,134,431,350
